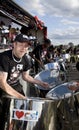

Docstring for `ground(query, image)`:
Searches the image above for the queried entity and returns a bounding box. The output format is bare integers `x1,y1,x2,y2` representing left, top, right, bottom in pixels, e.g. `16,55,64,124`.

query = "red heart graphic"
16,111,24,119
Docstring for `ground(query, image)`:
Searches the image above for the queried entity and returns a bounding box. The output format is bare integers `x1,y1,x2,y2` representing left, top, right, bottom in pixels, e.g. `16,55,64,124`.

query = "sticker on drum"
46,82,74,100
12,109,39,121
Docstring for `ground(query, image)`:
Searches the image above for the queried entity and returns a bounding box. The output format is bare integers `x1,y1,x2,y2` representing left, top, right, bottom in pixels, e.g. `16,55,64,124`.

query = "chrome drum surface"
44,62,60,70
34,69,66,90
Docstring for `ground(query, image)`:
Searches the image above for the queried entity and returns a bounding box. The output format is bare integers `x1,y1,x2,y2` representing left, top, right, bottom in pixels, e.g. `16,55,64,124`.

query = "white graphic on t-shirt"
17,64,23,70
8,64,23,84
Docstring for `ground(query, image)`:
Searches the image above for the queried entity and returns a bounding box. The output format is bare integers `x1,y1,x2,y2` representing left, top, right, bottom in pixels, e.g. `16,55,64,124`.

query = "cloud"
13,0,45,16
61,19,79,25
49,18,79,40
49,26,79,40
13,0,79,17
42,0,79,17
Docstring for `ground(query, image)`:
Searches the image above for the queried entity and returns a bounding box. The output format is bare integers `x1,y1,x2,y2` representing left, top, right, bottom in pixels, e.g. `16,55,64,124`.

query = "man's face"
13,42,30,58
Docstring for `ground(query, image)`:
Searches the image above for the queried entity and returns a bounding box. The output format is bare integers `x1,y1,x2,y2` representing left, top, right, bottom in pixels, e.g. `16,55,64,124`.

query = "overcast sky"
13,0,79,45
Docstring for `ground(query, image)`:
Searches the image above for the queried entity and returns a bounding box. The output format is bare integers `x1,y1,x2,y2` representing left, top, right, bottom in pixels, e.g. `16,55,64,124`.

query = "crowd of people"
28,42,79,75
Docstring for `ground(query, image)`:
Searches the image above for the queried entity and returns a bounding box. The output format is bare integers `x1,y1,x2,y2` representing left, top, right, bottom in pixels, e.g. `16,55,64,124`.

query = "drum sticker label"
12,109,39,121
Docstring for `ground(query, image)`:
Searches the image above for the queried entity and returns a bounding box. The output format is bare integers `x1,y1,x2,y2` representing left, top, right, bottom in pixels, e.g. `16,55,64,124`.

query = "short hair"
44,38,51,44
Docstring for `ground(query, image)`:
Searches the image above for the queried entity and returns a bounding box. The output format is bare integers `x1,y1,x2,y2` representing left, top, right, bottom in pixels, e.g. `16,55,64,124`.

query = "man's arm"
0,71,26,99
22,71,49,89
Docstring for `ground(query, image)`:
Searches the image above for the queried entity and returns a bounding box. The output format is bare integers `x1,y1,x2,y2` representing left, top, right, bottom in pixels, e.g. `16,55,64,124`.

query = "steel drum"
34,69,66,90
57,58,66,71
46,81,79,130
44,62,60,70
3,96,58,130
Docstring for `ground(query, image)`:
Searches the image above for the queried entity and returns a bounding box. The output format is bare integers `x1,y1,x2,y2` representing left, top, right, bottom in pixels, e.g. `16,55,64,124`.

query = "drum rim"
46,81,78,100
2,95,55,102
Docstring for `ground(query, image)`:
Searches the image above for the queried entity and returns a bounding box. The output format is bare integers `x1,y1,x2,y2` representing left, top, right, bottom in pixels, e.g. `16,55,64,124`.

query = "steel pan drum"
46,81,79,130
3,96,58,130
44,62,60,70
34,69,66,90
46,82,73,100
57,58,66,71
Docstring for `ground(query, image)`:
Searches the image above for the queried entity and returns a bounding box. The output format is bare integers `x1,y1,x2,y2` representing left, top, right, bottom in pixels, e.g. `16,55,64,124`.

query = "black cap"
14,34,30,43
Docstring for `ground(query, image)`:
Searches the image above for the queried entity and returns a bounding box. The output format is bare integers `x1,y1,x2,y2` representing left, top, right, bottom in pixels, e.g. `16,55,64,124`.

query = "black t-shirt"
0,49,31,86
32,45,43,60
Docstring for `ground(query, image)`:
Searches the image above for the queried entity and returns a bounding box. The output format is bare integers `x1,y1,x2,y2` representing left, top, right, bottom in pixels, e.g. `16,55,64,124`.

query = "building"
0,0,47,45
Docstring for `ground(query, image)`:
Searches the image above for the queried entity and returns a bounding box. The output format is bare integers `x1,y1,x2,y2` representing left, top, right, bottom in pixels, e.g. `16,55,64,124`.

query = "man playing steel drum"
0,34,49,130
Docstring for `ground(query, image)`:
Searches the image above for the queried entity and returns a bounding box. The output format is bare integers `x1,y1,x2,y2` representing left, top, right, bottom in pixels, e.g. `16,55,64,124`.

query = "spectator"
30,38,51,73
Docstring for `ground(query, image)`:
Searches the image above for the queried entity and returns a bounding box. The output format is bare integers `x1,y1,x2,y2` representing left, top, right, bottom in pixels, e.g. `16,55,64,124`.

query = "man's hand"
40,81,50,89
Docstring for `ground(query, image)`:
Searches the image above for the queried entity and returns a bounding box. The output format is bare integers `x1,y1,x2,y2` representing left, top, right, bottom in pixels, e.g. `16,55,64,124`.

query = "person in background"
0,33,50,130
30,38,51,74
68,61,79,92
45,45,54,63
9,27,17,42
